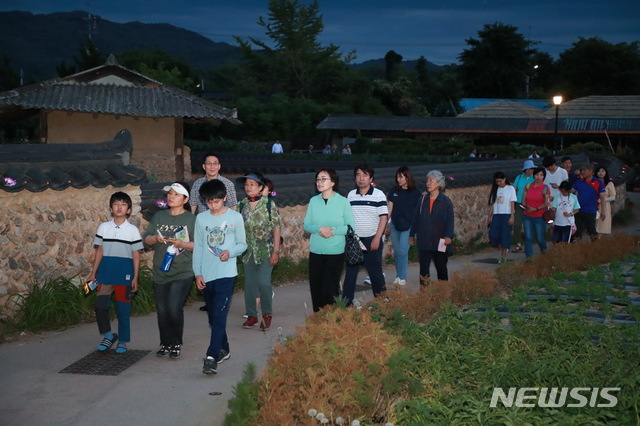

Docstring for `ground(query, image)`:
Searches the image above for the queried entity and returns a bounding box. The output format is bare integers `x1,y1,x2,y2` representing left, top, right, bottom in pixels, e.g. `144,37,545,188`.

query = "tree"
56,36,105,77
554,37,640,98
0,55,20,91
384,50,403,82
218,0,388,140
233,0,349,100
117,49,200,93
458,23,534,98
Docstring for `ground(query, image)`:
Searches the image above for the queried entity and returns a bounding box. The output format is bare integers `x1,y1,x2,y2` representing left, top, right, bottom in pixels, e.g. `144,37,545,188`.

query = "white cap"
163,183,189,197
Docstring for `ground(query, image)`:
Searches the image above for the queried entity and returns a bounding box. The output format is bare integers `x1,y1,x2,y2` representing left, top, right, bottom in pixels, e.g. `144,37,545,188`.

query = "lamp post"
553,95,563,153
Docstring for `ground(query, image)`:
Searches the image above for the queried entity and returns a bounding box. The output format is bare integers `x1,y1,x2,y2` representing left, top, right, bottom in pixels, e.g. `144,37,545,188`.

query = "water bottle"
161,245,177,272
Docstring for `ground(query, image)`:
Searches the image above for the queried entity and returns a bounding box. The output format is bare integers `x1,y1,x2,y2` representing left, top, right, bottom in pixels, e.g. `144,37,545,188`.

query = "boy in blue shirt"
87,192,143,354
193,180,247,374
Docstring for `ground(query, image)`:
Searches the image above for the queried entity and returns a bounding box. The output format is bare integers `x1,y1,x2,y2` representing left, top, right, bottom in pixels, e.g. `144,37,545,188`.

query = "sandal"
97,333,118,352
512,244,523,253
116,342,128,354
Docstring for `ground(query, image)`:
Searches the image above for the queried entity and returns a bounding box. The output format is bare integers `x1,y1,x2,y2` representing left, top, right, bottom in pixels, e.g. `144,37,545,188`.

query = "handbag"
542,208,555,224
345,225,364,266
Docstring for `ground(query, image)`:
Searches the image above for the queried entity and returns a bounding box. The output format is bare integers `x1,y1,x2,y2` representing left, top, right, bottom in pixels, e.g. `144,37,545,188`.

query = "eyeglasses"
204,162,220,166
316,178,331,183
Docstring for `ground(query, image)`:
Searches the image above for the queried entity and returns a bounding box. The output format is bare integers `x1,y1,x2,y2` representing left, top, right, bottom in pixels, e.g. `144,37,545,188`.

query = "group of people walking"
304,164,455,313
85,152,616,375
489,156,615,261
88,152,282,376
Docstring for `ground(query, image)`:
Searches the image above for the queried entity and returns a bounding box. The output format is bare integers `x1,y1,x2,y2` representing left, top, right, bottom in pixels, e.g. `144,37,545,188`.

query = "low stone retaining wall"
0,182,627,316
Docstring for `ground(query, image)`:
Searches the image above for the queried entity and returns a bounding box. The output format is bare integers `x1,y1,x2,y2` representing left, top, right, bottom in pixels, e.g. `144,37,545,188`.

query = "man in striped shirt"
342,164,388,305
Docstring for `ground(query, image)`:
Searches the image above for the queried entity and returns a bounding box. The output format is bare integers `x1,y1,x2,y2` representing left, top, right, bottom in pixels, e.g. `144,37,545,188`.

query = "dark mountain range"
0,11,241,82
0,10,441,85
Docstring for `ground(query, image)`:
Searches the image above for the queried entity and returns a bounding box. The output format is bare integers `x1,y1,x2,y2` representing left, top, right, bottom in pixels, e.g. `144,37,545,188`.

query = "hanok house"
0,54,240,181
317,96,640,151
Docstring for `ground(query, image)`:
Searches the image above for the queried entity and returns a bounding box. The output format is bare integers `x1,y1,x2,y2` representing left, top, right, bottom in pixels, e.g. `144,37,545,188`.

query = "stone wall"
0,182,627,316
0,186,148,315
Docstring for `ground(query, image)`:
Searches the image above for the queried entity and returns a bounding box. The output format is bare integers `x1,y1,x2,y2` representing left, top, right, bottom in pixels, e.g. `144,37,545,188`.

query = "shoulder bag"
345,225,364,266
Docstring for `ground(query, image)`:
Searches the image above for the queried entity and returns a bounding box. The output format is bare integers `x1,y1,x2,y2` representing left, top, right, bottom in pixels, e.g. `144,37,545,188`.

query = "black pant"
419,249,449,281
343,235,386,306
308,252,345,312
154,279,192,346
575,211,597,239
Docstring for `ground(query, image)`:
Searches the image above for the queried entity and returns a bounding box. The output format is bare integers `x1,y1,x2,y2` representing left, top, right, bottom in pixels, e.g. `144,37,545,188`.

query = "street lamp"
553,95,563,153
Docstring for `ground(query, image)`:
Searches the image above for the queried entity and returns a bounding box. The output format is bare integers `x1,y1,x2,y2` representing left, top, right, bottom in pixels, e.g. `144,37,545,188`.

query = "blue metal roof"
460,98,550,113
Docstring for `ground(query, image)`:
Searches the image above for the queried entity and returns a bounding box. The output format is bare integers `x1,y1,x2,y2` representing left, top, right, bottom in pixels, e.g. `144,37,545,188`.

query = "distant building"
316,96,640,150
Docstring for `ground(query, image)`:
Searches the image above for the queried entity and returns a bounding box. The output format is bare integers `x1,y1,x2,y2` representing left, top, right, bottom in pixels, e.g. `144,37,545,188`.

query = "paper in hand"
438,238,447,253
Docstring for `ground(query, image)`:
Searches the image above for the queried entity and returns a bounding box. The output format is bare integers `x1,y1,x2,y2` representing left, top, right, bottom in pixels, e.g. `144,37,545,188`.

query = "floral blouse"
237,197,282,264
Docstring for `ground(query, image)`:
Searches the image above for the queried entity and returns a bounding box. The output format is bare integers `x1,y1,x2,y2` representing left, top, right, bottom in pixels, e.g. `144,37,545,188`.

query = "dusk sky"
3,0,639,65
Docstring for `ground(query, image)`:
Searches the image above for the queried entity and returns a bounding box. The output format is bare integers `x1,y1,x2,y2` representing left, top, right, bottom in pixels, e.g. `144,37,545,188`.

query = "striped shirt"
347,186,388,237
93,219,143,286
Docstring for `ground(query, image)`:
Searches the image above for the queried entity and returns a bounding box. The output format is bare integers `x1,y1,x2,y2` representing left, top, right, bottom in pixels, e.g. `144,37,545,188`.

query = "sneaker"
203,356,217,375
393,277,400,284
397,278,406,286
364,272,385,285
169,344,181,359
260,314,272,331
242,316,259,328
217,348,231,364
156,344,170,357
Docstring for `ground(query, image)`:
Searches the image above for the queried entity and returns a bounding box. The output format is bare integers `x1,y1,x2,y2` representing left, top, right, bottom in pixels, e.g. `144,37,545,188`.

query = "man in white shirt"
271,140,283,154
343,164,388,306
543,156,568,201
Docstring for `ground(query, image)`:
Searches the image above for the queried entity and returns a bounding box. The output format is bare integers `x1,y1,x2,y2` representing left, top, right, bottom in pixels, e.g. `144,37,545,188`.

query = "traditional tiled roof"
543,96,640,119
141,151,633,218
0,55,239,124
457,100,547,118
0,129,146,192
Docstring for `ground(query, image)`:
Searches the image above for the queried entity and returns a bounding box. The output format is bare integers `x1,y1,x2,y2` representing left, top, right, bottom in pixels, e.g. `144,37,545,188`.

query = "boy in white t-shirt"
487,172,517,263
551,181,580,243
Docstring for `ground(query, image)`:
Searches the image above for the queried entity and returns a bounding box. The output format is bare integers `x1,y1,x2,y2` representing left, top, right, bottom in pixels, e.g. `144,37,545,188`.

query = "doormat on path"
59,350,150,376
472,258,500,264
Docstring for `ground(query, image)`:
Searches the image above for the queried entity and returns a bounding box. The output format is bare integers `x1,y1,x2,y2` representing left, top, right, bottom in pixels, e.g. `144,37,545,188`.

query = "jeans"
243,255,274,317
343,235,386,306
523,215,547,258
154,278,192,346
389,223,410,280
308,252,344,312
204,277,234,358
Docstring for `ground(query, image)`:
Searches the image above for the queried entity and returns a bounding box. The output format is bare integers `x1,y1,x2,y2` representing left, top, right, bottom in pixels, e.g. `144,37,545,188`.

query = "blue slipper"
98,333,118,352
116,342,128,354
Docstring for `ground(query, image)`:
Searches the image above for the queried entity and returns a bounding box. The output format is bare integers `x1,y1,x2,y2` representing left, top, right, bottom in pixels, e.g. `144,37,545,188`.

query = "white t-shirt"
544,167,569,200
552,193,580,227
272,142,283,154
492,185,517,215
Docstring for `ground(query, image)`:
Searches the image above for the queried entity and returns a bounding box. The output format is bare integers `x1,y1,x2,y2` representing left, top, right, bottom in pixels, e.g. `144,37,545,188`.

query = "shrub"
370,268,497,324
256,307,407,425
10,276,89,332
495,234,640,289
